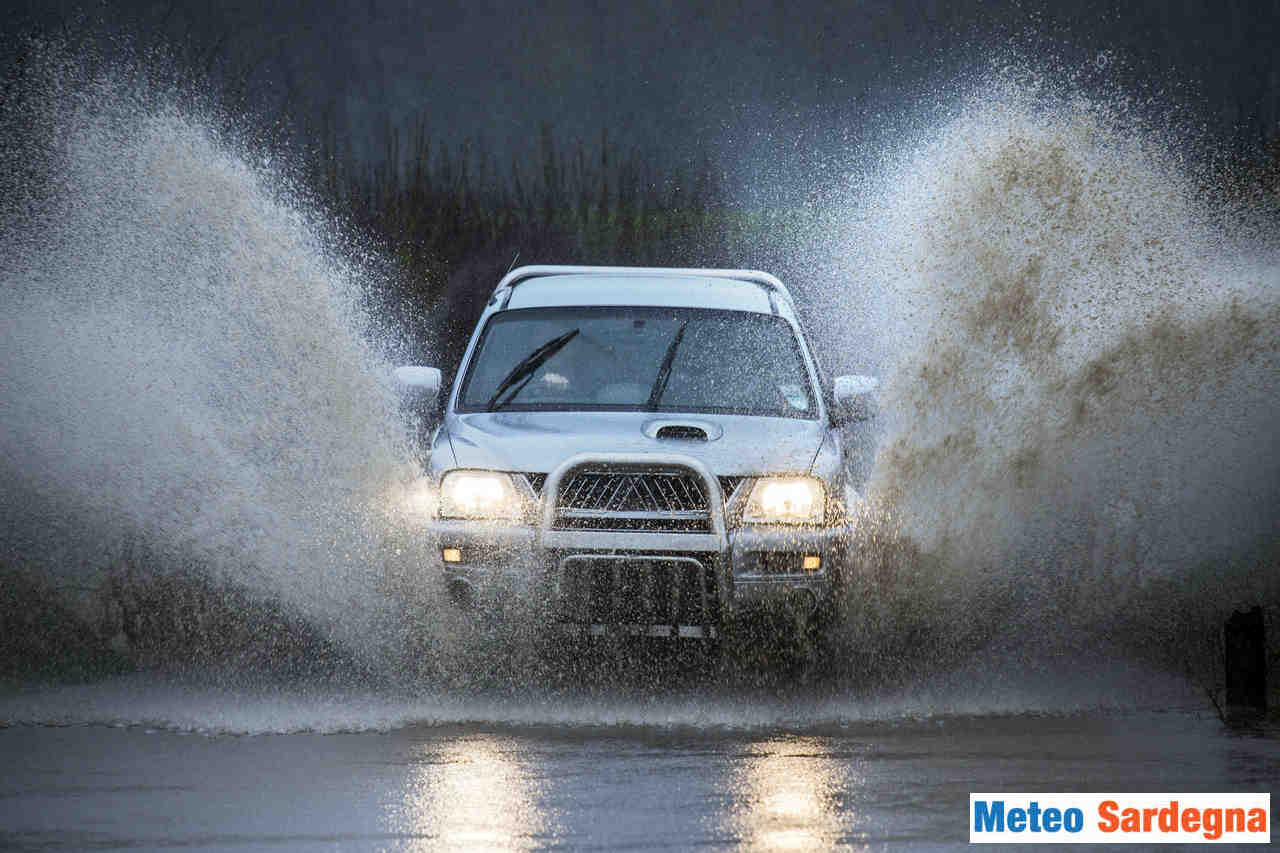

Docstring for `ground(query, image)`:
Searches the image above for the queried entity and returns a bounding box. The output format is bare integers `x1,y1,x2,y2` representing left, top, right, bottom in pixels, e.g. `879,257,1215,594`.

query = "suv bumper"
429,453,845,635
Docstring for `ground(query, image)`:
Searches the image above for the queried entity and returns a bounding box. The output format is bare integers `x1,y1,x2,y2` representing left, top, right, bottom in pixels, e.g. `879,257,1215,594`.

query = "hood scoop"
643,418,723,442
657,424,707,441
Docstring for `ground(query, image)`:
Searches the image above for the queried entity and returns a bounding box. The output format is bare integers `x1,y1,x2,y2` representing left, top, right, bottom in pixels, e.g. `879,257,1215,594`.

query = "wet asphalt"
2,710,1277,851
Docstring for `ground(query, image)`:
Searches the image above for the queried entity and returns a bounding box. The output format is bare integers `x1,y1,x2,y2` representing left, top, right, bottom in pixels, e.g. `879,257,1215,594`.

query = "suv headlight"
439,470,522,519
741,476,826,525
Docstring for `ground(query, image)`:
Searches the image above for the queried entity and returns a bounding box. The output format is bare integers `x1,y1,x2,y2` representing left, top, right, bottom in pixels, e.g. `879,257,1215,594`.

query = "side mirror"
832,374,879,425
393,365,443,412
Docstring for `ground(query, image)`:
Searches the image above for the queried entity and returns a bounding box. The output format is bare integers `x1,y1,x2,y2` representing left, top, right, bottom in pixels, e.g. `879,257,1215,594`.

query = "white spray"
0,55,438,667
825,69,1278,673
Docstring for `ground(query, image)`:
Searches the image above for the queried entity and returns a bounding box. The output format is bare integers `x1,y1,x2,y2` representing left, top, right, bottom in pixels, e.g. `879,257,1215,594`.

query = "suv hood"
443,411,824,476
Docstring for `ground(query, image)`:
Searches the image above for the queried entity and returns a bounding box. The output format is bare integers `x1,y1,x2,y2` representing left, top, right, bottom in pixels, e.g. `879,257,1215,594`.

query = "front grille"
553,469,713,533
558,470,708,513
528,472,745,502
557,555,720,627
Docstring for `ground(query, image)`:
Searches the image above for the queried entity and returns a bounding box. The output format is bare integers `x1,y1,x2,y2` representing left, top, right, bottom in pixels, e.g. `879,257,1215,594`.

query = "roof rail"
488,265,794,310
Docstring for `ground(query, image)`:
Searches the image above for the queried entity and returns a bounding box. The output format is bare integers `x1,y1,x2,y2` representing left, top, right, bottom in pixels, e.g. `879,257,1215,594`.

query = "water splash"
1,43,1275,721
0,48,438,672
830,66,1279,676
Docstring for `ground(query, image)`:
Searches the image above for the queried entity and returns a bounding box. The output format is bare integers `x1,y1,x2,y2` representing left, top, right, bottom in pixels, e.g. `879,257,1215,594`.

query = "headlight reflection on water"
729,737,851,851
393,736,551,852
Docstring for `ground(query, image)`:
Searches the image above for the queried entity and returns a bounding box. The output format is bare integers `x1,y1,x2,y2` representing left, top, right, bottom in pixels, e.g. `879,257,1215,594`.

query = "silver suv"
397,266,877,640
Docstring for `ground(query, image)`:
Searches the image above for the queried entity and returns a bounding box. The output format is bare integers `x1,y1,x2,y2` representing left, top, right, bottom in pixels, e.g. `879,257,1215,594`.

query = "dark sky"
6,0,1280,186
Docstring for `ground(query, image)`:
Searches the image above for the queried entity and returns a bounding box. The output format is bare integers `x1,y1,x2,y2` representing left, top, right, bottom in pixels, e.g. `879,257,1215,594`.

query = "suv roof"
490,265,795,316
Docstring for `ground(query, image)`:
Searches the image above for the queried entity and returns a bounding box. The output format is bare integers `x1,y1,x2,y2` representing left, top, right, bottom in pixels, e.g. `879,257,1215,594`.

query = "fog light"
442,547,462,563
802,555,821,571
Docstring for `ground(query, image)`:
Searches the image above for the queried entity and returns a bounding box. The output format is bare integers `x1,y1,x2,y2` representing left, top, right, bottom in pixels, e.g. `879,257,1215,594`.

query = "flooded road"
3,698,1277,851
2,37,1277,853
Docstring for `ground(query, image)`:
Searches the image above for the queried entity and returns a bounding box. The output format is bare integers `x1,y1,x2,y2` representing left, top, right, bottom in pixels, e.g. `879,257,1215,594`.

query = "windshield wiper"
646,322,687,410
486,328,580,411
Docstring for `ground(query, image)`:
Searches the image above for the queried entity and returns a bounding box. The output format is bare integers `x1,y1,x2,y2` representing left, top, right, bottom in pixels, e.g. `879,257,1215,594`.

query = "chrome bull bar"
537,452,729,638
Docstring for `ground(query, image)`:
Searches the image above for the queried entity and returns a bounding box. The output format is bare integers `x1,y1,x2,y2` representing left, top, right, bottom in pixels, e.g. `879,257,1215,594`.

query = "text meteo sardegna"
972,798,1268,842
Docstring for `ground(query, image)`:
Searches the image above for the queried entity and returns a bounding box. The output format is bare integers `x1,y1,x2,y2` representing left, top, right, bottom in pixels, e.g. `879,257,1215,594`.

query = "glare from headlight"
403,477,438,518
439,471,522,519
742,477,825,525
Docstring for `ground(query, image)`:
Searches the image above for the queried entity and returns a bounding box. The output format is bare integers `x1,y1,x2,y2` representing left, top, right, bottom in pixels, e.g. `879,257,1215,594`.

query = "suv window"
456,306,818,418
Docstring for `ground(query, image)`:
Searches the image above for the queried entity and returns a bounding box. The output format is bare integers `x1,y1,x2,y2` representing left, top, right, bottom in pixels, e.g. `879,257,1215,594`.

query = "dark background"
1,1,1277,698
5,0,1279,369
8,0,1280,169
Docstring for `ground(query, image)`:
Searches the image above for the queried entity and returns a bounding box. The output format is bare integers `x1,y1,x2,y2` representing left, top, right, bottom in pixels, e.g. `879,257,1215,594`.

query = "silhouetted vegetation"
297,105,1280,377
297,111,834,372
102,539,376,684
0,569,131,682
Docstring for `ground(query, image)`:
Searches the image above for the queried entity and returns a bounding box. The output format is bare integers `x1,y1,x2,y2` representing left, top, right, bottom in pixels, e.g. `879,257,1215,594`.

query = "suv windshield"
457,307,818,418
